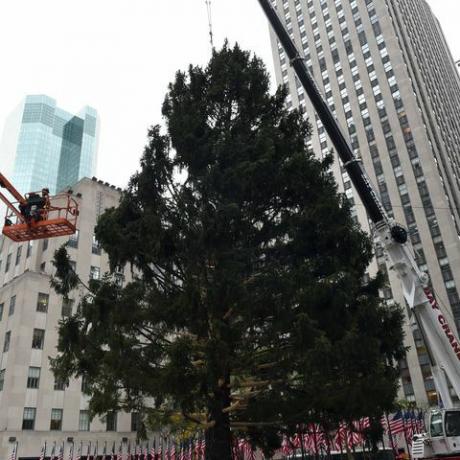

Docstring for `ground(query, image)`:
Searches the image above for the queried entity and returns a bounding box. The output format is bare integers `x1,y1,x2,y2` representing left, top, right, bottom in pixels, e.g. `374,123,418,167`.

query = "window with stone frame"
31,329,45,349
22,407,36,430
50,408,63,430
27,367,40,389
36,292,49,313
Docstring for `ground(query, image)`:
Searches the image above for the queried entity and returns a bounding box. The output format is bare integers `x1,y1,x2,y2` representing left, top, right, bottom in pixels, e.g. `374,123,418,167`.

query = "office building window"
61,298,74,317
8,295,15,316
90,266,100,280
106,412,117,431
42,239,48,251
50,408,63,430
22,407,36,430
26,241,33,258
36,293,49,313
0,302,3,321
3,331,11,352
131,412,142,432
67,230,79,249
0,369,5,391
92,235,101,255
54,378,67,391
15,246,22,266
79,410,90,431
32,329,45,349
81,375,90,394
5,254,11,273
27,367,40,389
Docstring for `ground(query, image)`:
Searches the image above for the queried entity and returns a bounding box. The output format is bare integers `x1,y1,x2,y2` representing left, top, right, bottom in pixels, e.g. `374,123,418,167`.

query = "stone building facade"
0,177,137,459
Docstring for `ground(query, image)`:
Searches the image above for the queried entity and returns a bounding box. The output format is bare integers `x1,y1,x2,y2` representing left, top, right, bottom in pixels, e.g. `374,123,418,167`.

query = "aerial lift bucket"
2,192,79,242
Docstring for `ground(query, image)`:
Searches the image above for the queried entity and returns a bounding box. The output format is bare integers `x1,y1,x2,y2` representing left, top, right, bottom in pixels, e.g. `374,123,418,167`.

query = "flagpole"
401,412,412,460
298,425,306,460
313,424,319,460
384,413,396,456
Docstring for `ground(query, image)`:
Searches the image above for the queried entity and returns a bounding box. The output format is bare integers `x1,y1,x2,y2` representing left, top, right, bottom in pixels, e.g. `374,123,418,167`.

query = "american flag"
291,433,301,449
404,411,415,444
158,439,163,459
333,423,348,451
39,442,47,460
416,411,426,433
50,442,57,460
126,441,132,460
381,415,388,434
306,423,325,454
200,438,206,458
150,440,156,460
231,438,239,459
117,442,123,460
170,442,176,460
110,441,116,460
343,421,363,448
281,435,292,456
194,439,201,459
101,441,107,460
9,441,18,460
75,442,82,460
187,440,194,460
164,438,170,460
243,440,256,460
388,411,405,435
58,443,64,460
359,417,371,430
68,442,74,460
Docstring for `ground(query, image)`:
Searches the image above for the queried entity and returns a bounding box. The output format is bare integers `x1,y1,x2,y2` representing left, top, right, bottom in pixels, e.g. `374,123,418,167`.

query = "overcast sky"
0,0,458,189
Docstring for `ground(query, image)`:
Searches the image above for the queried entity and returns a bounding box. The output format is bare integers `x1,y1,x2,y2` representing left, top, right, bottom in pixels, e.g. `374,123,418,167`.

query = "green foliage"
50,245,79,298
51,43,405,459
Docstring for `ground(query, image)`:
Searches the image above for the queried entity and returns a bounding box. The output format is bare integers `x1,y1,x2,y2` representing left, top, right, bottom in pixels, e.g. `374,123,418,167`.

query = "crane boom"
257,0,384,224
256,0,460,413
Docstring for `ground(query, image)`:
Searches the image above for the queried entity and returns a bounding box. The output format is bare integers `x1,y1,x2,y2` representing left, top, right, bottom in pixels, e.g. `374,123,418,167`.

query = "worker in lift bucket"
20,188,50,223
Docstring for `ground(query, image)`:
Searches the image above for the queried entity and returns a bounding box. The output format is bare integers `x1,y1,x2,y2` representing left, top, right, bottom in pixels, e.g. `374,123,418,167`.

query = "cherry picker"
0,172,78,242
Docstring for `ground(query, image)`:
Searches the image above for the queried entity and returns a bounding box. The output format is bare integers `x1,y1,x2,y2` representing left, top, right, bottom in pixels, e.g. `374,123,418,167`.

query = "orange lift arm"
0,172,27,221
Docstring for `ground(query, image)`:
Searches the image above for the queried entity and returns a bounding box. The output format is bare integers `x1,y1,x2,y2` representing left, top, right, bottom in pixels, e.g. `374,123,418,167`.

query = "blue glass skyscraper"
1,95,98,195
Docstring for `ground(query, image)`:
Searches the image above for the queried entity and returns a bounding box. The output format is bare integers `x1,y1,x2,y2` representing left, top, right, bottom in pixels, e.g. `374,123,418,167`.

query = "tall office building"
0,178,138,459
0,95,99,196
269,0,460,406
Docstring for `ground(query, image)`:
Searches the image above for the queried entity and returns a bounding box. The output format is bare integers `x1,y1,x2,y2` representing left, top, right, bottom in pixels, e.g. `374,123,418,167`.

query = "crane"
256,0,460,458
0,172,78,242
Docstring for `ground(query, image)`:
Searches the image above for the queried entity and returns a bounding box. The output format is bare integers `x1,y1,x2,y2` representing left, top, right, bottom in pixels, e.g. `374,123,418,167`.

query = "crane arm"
257,0,460,407
257,0,384,225
0,173,26,205
0,172,27,222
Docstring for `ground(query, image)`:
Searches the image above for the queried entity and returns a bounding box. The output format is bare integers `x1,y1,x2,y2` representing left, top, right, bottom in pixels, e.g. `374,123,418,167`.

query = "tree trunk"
205,383,233,460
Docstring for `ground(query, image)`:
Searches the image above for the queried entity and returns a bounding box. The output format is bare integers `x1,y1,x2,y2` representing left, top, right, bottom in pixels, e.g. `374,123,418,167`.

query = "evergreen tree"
51,44,405,460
